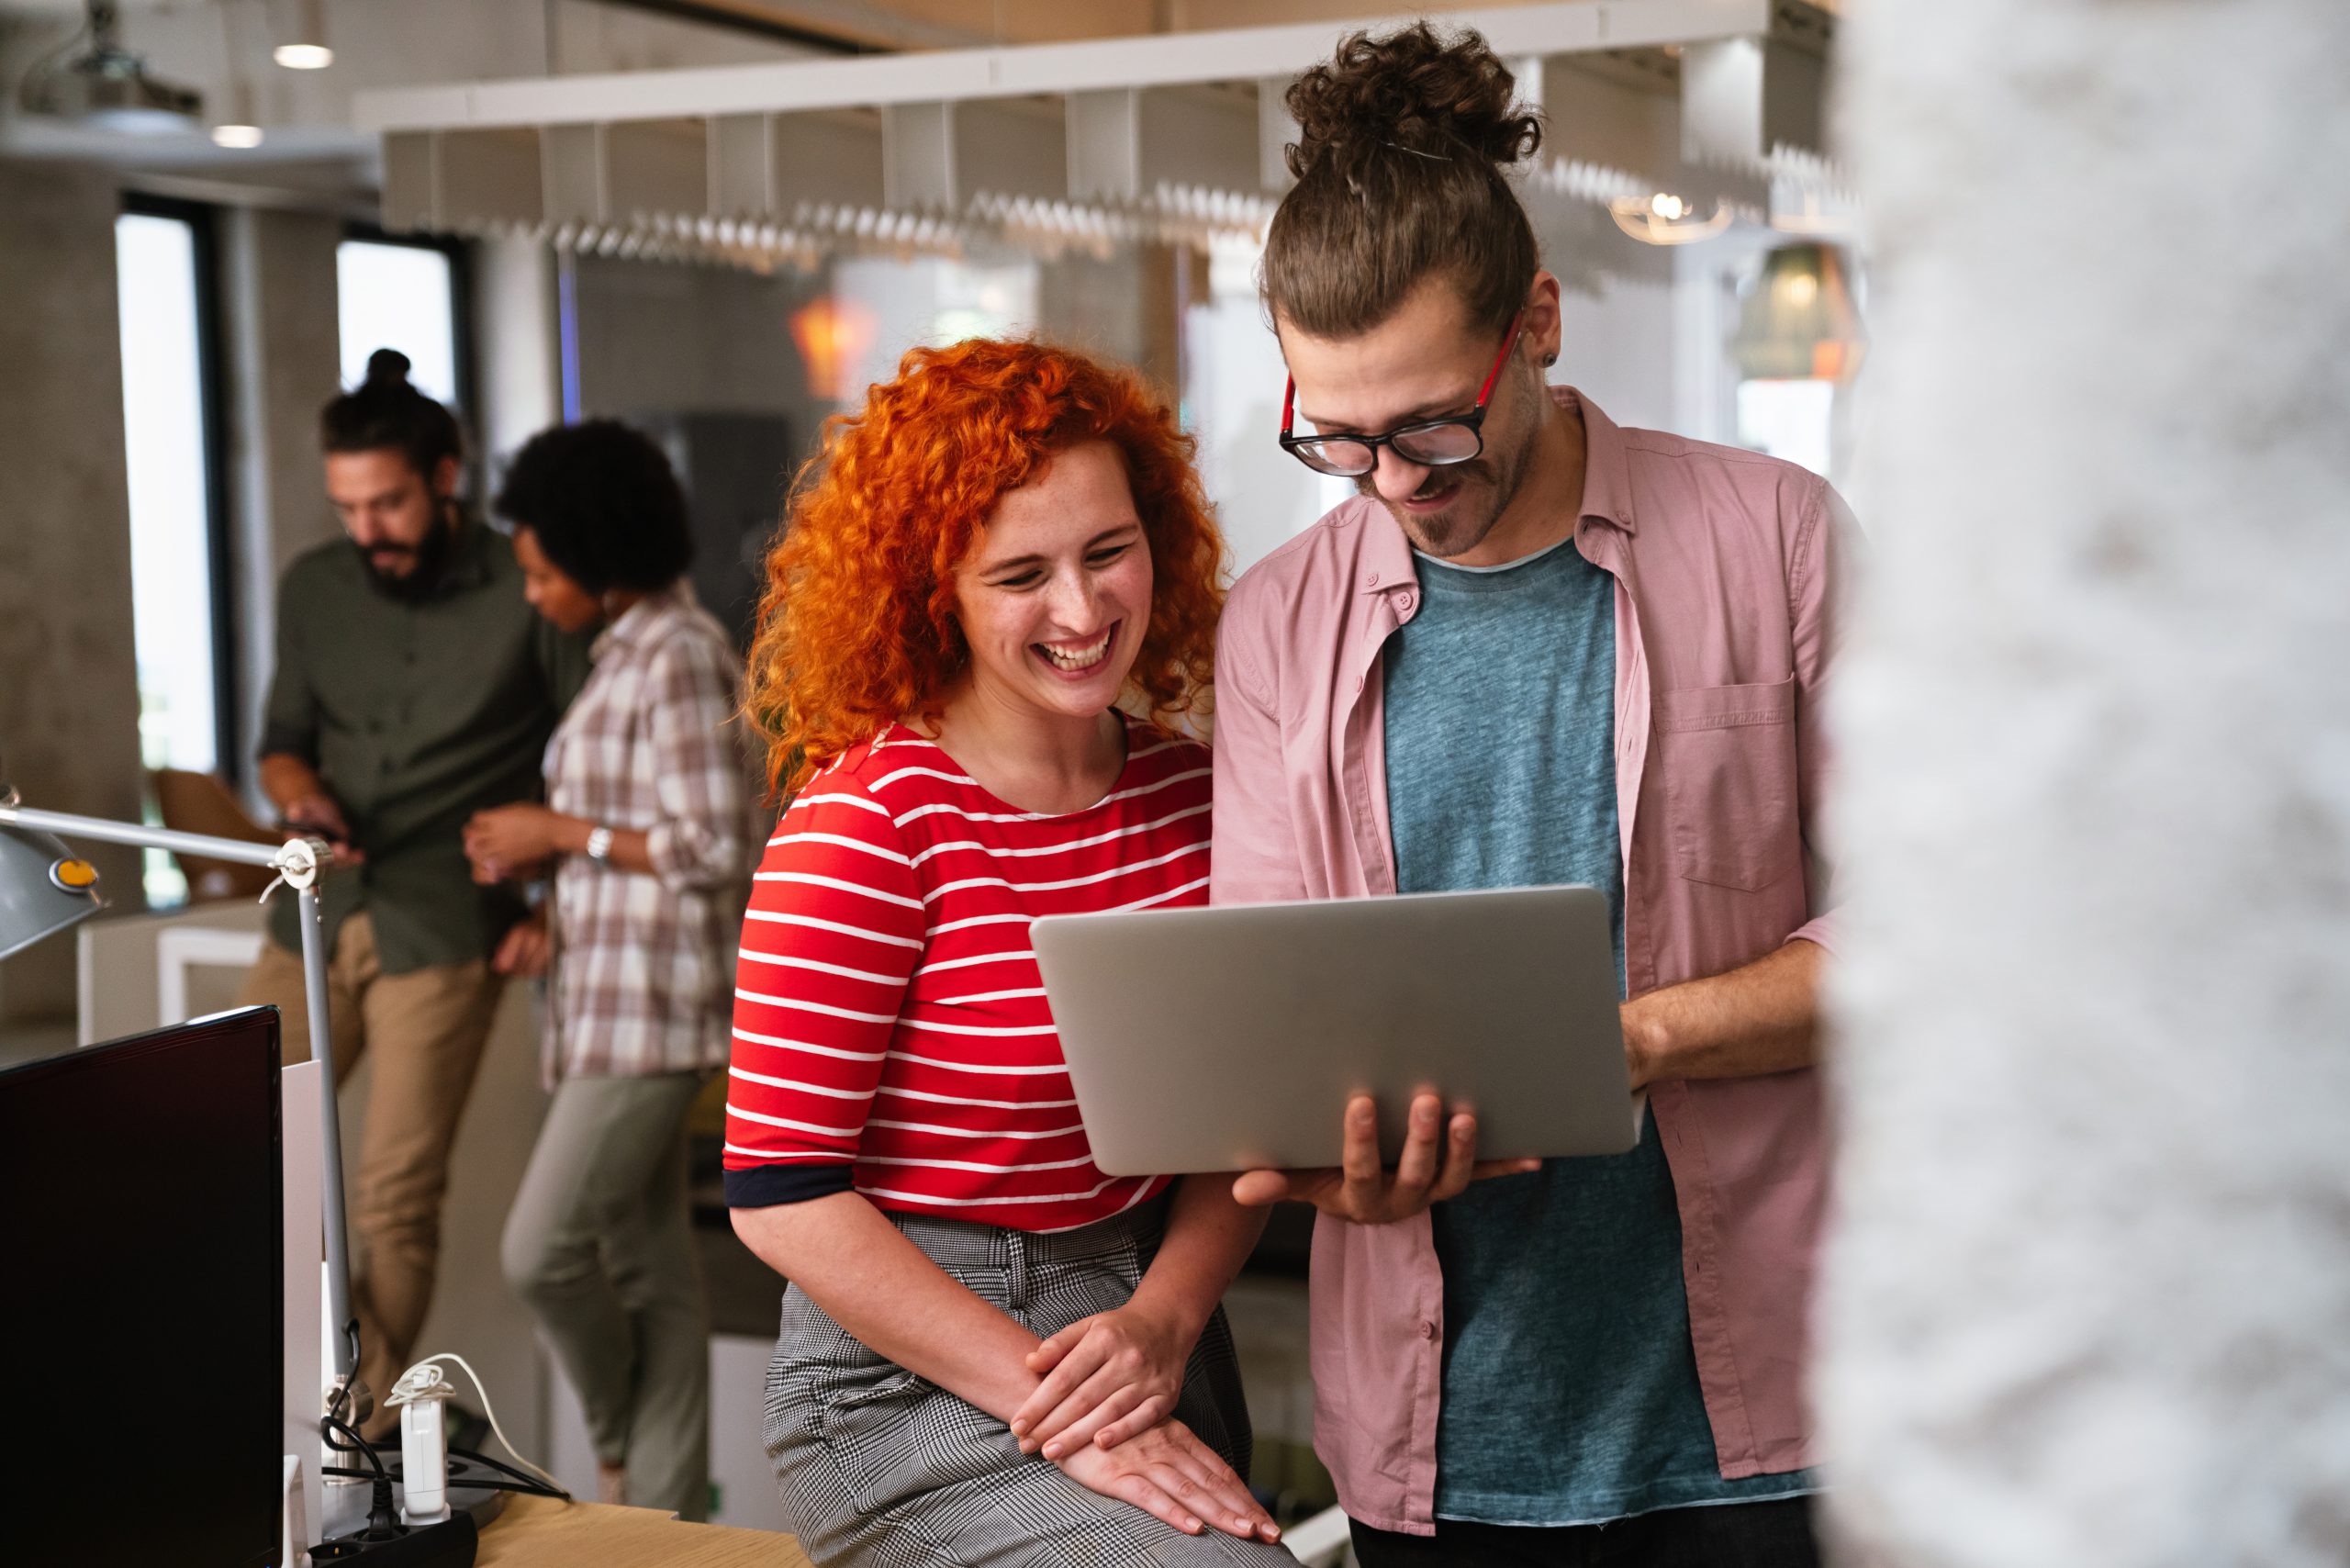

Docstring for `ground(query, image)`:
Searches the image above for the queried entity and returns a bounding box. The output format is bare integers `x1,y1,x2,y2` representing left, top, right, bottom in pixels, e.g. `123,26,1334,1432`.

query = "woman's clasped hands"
1012,1303,1279,1544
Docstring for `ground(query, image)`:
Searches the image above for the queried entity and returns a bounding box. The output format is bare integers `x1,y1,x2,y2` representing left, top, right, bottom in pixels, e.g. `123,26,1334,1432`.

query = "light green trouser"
502,1071,711,1519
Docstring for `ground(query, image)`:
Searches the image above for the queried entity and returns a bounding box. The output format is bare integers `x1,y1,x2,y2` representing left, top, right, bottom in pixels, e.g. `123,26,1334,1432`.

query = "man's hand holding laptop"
1230,1091,1543,1223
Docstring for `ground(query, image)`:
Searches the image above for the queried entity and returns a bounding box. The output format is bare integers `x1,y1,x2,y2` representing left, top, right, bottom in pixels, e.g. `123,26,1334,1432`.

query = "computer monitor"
0,1007,283,1566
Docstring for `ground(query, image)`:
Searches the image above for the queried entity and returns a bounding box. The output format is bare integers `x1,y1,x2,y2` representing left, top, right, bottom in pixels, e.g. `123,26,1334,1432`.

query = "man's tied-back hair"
743,339,1224,800
1261,22,1544,341
320,347,463,479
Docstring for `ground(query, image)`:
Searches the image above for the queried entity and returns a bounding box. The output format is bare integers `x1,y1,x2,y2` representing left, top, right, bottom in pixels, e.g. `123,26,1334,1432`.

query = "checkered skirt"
761,1197,1295,1566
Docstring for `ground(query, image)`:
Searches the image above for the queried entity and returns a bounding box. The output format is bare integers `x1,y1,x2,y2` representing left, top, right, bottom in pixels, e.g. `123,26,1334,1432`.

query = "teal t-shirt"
1381,534,1817,1525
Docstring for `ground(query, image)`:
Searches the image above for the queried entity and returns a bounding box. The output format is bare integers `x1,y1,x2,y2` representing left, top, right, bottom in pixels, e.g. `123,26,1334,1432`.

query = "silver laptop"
1031,886,1638,1177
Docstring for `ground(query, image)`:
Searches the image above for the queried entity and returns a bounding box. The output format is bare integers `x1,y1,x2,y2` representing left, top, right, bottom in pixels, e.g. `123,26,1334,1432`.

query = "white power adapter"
386,1364,456,1525
383,1350,570,1523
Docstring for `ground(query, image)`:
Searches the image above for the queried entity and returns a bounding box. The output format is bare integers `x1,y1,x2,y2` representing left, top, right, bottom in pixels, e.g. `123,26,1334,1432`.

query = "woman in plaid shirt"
464,420,754,1519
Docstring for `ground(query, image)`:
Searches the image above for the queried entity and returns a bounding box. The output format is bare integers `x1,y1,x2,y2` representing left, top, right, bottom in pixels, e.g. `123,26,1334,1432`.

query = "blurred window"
1736,378,1837,481
336,235,464,408
115,201,231,905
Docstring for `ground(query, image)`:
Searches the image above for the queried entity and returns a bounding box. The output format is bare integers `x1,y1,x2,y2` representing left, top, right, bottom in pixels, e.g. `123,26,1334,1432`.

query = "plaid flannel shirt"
543,583,755,1082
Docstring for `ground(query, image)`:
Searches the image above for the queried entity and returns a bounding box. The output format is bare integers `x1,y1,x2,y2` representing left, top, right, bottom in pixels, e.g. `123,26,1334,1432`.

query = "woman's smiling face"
952,441,1154,726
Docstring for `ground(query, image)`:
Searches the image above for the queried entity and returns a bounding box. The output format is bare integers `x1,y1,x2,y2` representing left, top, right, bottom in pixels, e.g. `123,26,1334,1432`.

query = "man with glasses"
1212,24,1853,1568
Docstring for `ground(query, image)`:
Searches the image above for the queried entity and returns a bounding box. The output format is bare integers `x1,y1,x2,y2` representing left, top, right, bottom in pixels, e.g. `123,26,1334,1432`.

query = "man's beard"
356,510,454,602
1358,389,1538,560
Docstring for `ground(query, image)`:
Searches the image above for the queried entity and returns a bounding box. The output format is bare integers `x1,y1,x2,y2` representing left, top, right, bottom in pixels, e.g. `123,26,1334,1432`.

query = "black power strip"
309,1510,477,1566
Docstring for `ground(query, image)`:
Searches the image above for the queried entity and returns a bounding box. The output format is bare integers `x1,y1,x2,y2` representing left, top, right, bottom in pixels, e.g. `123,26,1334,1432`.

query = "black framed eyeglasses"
1278,311,1527,478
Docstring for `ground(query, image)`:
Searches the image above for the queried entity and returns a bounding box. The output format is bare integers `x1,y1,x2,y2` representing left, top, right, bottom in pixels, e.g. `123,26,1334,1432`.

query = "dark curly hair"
1261,21,1544,339
745,338,1223,799
320,348,464,478
492,419,693,595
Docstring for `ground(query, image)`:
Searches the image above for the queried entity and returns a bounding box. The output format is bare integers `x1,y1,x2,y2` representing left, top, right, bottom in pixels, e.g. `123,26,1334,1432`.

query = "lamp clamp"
262,836,330,902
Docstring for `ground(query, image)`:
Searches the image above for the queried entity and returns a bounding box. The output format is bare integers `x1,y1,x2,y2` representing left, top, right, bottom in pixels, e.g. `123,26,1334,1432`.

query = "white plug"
387,1363,457,1525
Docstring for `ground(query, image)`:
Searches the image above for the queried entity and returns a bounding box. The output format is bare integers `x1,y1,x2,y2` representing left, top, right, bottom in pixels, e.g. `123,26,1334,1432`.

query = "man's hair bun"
323,346,459,476
364,347,414,388
1262,22,1546,342
1284,22,1542,184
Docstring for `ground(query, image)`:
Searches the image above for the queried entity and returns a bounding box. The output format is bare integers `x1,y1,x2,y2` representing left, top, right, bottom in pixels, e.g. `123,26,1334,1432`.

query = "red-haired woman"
723,339,1288,1565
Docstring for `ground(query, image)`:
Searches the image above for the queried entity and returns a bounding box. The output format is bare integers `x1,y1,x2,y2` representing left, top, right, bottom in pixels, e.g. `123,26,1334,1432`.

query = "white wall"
1818,3,2350,1565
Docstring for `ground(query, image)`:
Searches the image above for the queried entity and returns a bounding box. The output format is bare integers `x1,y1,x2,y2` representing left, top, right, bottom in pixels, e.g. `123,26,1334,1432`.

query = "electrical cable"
324,1316,364,1432
387,1355,567,1498
321,1465,561,1498
312,1320,571,1564
444,1446,565,1497
323,1415,387,1481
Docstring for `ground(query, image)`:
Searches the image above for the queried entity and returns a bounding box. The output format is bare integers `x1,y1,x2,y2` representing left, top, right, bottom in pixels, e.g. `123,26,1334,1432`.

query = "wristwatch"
584,824,614,863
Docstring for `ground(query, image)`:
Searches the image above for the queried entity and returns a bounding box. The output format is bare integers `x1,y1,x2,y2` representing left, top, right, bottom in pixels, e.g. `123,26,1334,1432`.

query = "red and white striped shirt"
721,716,1209,1232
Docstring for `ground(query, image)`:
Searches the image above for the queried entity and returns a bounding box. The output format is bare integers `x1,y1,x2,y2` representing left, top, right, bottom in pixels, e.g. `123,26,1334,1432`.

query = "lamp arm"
0,803,307,869
0,801,359,1389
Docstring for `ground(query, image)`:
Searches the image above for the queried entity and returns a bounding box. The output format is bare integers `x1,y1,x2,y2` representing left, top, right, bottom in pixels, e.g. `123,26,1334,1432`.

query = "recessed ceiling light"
273,42,332,70
211,123,264,148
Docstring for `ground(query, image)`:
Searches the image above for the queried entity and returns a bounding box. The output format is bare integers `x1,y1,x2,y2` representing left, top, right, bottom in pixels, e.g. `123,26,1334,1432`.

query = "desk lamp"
0,779,363,1465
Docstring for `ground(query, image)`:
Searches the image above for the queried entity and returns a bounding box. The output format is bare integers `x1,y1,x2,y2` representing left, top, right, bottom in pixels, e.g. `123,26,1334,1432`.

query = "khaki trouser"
502,1072,711,1519
240,911,504,1435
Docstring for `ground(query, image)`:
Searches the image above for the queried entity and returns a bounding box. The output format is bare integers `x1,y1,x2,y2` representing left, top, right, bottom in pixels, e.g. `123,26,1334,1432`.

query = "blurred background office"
14,4,2339,1565
0,13,1857,1525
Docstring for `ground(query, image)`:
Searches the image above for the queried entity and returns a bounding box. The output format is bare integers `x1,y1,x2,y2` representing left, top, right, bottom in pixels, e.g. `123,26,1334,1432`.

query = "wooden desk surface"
476,1494,815,1567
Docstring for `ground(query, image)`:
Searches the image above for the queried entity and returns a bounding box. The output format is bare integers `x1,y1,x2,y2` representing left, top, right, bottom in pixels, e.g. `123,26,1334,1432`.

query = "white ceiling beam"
1681,6,1831,168
352,0,1772,134
1138,87,1259,195
1067,88,1141,203
959,100,1069,204
708,108,889,218
1531,50,1681,183
541,123,604,225
605,119,709,222
382,130,435,230
1257,76,1299,193
436,128,545,230
708,112,772,217
882,101,956,210
771,110,886,212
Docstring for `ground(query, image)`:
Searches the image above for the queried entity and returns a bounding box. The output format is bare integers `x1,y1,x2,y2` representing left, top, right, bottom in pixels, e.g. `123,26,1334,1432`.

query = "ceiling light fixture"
1732,243,1867,382
210,9,263,149
273,0,332,70
1608,192,1733,246
17,1,203,135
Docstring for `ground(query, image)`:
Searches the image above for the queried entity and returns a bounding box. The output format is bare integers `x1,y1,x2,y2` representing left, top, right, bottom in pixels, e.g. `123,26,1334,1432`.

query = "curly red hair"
746,338,1225,797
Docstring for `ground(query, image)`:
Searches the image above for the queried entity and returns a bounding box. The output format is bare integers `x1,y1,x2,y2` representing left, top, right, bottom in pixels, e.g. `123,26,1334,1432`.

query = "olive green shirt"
258,520,591,973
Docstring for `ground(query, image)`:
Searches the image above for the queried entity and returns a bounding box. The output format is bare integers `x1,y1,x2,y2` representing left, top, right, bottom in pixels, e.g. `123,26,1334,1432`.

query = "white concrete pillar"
472,235,563,473
221,206,343,803
0,161,147,1022
1819,5,2350,1567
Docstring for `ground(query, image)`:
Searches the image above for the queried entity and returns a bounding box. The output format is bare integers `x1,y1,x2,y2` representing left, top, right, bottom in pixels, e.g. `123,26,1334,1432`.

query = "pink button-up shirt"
1210,387,1854,1535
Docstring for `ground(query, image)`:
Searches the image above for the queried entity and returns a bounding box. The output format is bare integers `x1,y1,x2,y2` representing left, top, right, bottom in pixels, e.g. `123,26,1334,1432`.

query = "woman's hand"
1053,1417,1279,1545
464,803,564,883
492,913,550,978
1013,1304,1192,1458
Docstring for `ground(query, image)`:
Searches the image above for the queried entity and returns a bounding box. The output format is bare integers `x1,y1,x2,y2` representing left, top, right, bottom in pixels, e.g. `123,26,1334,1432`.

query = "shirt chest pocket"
1651,678,1801,892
